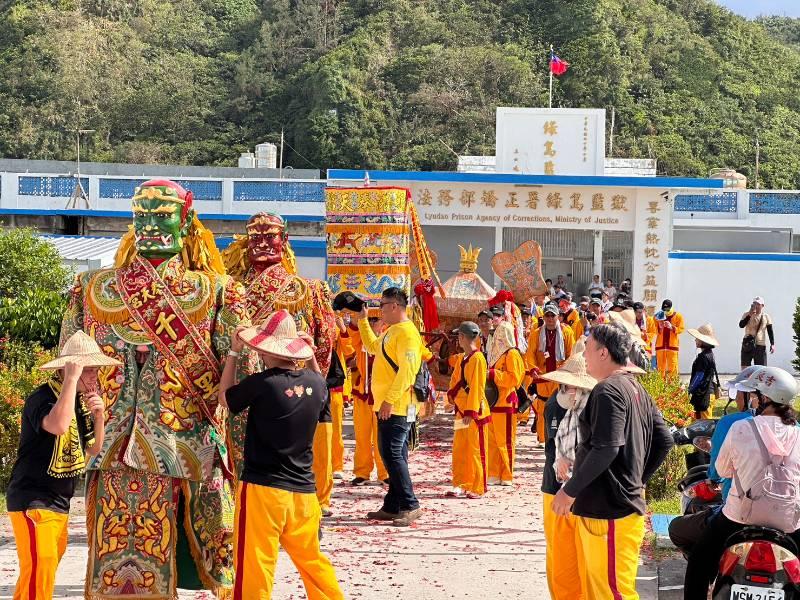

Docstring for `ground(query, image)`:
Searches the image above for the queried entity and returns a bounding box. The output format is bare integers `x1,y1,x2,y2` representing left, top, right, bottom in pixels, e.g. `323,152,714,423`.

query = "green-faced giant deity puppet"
60,179,247,599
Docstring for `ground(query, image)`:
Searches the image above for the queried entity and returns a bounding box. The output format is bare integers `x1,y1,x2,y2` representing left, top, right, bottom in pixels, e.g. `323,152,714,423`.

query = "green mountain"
1,0,800,187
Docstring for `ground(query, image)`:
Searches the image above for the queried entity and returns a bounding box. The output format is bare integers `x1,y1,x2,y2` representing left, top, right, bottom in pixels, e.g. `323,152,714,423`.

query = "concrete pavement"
0,407,660,599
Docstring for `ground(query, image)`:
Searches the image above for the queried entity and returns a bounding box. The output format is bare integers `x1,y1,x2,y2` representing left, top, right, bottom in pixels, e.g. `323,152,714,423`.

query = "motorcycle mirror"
693,435,712,453
686,419,716,436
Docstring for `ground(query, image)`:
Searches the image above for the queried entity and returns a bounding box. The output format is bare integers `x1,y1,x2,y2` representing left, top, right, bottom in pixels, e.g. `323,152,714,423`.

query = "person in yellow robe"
655,299,685,376
445,322,492,498
487,321,526,485
526,303,576,444
560,298,584,340
329,316,354,480
347,318,389,485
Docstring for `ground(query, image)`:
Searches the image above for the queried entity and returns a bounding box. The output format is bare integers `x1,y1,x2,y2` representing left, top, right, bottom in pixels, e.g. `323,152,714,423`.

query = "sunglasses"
379,301,396,307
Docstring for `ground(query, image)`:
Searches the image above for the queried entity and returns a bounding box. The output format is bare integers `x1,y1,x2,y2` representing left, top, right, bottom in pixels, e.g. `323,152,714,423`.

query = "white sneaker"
487,477,501,486
333,471,345,481
499,480,513,487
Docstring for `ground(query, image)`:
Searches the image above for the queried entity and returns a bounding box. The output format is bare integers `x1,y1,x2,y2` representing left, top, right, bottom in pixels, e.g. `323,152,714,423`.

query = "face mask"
556,387,578,410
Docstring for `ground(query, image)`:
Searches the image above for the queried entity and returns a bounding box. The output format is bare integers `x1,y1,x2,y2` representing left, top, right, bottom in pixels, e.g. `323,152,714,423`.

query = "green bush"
0,228,71,298
0,340,56,490
640,371,693,502
0,289,68,349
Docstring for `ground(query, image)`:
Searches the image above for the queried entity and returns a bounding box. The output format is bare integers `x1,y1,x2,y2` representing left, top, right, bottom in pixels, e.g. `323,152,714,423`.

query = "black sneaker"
351,477,368,486
321,507,333,517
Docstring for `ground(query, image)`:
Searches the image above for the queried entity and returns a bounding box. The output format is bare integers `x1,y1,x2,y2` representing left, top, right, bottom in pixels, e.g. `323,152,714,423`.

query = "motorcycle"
672,418,723,514
713,527,800,600
672,418,800,598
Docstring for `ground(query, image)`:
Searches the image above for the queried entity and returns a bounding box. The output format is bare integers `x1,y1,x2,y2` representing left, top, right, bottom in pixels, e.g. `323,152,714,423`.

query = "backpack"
381,336,433,403
732,419,800,533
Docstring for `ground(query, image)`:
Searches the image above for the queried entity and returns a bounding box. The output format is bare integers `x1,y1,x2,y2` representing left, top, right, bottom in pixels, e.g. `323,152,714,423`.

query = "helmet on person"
738,367,799,405
726,365,765,400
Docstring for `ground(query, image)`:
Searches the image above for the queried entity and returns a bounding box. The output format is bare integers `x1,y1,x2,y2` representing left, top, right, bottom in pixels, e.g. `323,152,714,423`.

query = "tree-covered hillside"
2,0,800,187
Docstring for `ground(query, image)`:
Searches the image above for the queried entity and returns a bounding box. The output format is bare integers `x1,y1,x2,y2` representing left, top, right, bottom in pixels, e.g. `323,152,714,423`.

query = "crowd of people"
4,260,790,600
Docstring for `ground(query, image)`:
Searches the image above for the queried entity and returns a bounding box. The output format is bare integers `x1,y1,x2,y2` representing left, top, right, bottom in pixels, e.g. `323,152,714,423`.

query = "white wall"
667,254,800,374
295,255,326,281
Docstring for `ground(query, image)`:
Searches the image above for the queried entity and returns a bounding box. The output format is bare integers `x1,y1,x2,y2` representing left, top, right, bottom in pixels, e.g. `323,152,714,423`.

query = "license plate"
730,584,785,600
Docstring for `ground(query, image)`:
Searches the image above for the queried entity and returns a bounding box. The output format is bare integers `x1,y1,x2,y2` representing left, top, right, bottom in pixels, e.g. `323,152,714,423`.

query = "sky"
716,0,800,18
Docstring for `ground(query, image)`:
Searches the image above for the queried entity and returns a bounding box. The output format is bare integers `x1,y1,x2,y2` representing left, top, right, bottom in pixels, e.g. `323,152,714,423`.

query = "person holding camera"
739,296,774,368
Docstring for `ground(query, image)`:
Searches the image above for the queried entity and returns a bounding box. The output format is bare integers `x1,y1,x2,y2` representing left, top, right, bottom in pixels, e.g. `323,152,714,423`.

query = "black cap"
477,310,492,319
580,296,590,303
519,306,532,316
332,291,365,312
662,299,673,310
489,305,505,317
458,321,480,337
590,297,602,306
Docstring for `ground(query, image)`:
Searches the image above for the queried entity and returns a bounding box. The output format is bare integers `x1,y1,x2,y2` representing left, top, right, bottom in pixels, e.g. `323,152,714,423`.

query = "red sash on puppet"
245,264,302,324
117,256,234,479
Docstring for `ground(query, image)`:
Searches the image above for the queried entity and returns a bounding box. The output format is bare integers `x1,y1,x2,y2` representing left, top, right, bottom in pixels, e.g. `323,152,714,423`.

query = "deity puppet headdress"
113,179,226,275
221,211,298,278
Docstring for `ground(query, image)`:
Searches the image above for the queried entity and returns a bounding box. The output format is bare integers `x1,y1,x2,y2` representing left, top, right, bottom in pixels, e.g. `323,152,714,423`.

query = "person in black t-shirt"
219,309,343,599
539,341,596,600
551,323,673,600
6,331,119,600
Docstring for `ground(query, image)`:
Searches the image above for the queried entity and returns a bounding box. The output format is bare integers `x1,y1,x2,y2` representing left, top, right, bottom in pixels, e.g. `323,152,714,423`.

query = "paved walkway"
0,407,657,599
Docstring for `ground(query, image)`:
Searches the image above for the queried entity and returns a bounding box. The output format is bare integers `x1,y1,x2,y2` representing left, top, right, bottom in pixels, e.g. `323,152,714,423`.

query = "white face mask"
556,387,589,410
556,387,578,410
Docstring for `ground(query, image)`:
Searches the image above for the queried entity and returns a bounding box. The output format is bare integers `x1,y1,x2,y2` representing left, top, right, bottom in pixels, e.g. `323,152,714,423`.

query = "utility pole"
609,106,615,157
67,128,94,209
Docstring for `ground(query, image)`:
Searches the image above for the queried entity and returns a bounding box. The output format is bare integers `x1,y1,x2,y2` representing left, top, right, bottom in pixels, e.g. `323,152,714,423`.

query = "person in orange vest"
487,321,526,485
329,315,354,483
655,299,685,376
633,302,657,349
445,321,492,498
526,303,576,444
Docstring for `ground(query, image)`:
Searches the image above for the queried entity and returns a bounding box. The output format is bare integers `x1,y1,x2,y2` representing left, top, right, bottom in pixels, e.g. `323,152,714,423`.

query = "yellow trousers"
330,389,345,473
516,407,531,424
533,397,547,443
312,422,333,510
352,399,387,481
233,482,343,600
488,410,516,482
575,513,645,600
542,494,585,600
656,349,679,376
452,421,488,496
9,509,69,600
695,407,713,420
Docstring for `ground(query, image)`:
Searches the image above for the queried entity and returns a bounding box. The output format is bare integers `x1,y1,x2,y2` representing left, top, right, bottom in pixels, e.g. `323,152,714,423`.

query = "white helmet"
726,366,765,400
738,367,799,405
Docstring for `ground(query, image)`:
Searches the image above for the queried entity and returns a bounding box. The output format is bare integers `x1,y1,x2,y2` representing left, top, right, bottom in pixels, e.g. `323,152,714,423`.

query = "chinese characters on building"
543,120,558,175
642,200,663,315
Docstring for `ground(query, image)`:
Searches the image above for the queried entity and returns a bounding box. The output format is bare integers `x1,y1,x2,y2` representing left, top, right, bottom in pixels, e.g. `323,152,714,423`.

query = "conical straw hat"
688,323,719,347
540,351,597,390
40,331,123,370
238,309,313,360
608,309,646,346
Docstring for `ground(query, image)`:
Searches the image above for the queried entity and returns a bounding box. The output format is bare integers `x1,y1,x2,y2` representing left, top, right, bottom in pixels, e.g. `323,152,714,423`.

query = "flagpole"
549,44,553,108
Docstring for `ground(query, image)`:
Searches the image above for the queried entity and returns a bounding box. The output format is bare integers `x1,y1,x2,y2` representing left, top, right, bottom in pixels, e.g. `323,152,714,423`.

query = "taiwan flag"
550,51,569,76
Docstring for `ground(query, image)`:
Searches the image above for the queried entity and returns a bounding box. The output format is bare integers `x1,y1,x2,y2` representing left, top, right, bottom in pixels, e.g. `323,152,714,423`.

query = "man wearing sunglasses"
357,287,424,527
